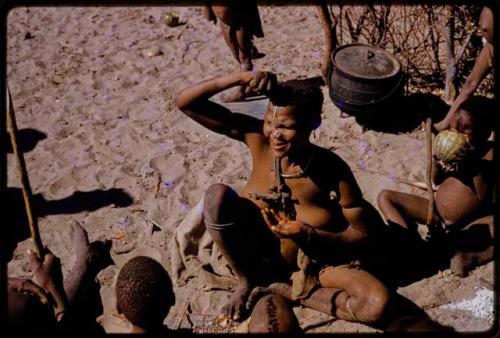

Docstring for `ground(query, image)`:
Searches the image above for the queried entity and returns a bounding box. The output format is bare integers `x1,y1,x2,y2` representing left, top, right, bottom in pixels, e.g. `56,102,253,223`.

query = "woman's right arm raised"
174,71,275,141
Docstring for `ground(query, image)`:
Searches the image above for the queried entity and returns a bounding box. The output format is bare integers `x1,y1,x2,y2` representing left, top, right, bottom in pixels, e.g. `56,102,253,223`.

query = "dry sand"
6,5,495,333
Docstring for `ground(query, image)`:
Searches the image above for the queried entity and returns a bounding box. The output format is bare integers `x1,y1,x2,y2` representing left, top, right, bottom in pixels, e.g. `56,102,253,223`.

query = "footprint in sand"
150,153,186,186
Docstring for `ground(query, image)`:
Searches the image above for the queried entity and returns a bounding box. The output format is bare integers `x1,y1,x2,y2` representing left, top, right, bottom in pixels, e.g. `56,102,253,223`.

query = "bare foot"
221,280,253,321
450,249,493,277
71,221,91,265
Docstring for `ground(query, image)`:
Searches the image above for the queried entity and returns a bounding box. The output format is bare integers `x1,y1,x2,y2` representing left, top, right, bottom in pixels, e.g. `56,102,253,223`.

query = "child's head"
452,96,494,145
268,79,323,131
116,256,175,332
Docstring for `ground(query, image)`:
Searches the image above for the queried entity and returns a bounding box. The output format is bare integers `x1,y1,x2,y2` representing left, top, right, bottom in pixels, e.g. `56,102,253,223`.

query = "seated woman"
378,96,494,276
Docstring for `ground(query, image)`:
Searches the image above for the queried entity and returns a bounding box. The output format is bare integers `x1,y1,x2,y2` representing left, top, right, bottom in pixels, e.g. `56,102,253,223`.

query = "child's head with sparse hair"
116,256,175,333
453,95,494,146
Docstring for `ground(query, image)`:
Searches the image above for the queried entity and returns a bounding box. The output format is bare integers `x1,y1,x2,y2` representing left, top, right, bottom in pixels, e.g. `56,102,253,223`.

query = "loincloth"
290,249,364,301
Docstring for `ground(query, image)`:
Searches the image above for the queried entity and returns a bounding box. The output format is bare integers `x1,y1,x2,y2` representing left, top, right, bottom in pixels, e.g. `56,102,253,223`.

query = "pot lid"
331,44,401,80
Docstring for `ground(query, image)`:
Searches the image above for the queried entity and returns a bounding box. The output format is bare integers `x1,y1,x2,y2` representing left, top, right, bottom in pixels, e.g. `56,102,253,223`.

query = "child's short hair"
458,95,494,139
116,256,175,330
269,79,323,130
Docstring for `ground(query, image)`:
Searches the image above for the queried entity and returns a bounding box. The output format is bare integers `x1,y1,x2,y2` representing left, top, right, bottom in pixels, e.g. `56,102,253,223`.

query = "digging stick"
6,87,44,257
425,117,435,225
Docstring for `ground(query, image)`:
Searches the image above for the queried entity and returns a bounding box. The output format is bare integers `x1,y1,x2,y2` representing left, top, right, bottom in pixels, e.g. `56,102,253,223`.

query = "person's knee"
367,288,392,322
211,6,239,26
355,287,392,323
377,190,393,209
204,183,238,224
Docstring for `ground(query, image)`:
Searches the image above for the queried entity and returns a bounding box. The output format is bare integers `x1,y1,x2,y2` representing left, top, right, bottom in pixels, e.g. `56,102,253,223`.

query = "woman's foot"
221,279,254,321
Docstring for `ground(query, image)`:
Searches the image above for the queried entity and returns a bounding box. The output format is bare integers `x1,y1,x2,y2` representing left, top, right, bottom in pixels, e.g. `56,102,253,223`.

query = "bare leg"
211,5,256,102
204,183,283,321
63,221,112,331
449,215,494,276
318,266,393,324
377,190,429,230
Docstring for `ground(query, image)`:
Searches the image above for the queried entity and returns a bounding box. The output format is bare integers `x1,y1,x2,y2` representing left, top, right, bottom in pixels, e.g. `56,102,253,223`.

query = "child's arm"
28,249,69,322
175,71,276,142
432,156,446,186
435,44,492,131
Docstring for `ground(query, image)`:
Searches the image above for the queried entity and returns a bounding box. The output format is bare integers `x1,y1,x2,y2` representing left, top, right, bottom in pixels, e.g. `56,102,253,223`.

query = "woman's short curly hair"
269,79,323,130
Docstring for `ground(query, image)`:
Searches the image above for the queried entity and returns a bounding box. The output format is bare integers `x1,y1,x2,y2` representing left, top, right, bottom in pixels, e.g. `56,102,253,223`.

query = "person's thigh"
318,264,393,323
386,191,430,224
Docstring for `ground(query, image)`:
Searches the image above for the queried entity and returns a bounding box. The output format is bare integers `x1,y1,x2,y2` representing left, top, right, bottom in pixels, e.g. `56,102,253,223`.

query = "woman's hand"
241,71,277,94
261,208,309,239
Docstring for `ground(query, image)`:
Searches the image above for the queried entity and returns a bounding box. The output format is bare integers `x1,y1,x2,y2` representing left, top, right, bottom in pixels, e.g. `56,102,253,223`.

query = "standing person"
203,1,264,102
175,70,405,327
435,5,494,131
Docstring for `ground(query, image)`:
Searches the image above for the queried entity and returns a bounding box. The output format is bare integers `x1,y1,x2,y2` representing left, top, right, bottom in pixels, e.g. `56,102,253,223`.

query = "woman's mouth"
272,143,287,152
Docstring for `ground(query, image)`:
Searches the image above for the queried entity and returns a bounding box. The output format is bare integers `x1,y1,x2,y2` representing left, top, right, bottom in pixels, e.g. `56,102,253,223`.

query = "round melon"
165,12,179,27
434,130,469,163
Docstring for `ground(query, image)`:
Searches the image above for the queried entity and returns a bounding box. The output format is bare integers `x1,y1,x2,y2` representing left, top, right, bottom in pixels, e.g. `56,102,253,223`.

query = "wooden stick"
425,117,435,225
352,168,436,191
316,1,337,80
6,87,44,257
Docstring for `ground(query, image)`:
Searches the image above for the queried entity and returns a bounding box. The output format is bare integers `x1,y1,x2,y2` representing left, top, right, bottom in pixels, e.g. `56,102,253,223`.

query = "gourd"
434,130,469,164
165,12,179,27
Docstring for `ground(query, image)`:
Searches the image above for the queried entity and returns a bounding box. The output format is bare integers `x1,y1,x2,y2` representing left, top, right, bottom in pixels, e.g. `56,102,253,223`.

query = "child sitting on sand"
115,256,176,334
115,255,299,334
377,95,494,276
175,70,406,327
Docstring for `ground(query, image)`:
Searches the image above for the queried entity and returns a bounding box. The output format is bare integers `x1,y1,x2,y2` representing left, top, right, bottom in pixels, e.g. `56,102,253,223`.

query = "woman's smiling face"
263,103,310,158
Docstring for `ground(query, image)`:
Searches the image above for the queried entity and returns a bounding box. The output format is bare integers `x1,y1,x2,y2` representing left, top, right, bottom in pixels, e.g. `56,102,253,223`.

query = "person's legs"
318,266,452,331
62,222,112,331
318,265,393,324
204,183,284,321
211,4,256,102
377,190,429,230
211,4,253,70
449,215,494,276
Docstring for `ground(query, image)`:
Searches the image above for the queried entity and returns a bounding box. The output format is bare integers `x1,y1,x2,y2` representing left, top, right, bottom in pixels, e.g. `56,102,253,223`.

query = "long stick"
316,1,337,80
6,87,44,257
352,168,436,191
425,117,435,225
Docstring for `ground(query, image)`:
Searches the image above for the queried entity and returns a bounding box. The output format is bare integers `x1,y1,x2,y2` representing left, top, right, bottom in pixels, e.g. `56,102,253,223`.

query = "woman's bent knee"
204,183,238,225
362,288,392,323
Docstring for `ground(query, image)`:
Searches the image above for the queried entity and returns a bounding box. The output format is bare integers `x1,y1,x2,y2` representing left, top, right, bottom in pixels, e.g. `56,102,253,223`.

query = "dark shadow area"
4,187,133,262
370,221,451,289
349,92,450,134
298,76,325,89
450,222,493,252
3,128,47,153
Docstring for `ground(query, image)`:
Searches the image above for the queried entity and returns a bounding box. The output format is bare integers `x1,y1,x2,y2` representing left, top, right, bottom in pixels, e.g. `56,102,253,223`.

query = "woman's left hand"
261,208,307,239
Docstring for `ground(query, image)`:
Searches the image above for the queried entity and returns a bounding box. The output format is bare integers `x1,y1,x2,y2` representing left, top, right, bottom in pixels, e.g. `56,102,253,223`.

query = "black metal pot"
327,44,404,115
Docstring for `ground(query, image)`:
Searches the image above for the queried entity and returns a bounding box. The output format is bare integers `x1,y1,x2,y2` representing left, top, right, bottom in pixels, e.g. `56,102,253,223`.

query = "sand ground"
6,5,495,333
